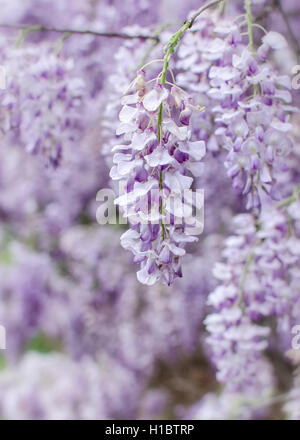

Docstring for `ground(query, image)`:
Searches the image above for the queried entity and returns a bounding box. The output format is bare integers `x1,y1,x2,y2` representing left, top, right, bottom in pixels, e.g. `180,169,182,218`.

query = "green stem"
55,31,72,55
219,0,227,16
245,0,255,54
245,0,258,96
239,229,262,308
239,181,300,306
155,0,223,240
239,250,255,308
159,171,165,240
2,23,158,47
140,22,179,67
277,184,300,208
157,0,223,140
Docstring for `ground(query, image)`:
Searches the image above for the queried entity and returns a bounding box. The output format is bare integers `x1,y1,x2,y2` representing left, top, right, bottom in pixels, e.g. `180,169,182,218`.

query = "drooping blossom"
175,12,294,210
110,69,206,285
205,198,300,395
1,42,86,166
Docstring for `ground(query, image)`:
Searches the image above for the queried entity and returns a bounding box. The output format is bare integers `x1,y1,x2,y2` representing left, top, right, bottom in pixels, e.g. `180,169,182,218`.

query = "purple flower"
110,70,206,285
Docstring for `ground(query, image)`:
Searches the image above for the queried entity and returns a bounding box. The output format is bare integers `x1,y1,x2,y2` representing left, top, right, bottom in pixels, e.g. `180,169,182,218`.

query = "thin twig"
0,23,159,42
0,1,223,46
188,0,224,28
245,0,258,95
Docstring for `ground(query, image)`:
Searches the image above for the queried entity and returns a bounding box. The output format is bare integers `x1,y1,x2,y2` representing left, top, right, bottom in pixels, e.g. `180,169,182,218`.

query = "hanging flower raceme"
110,68,206,286
175,11,295,210
1,42,86,167
211,30,294,210
205,213,274,395
205,194,300,394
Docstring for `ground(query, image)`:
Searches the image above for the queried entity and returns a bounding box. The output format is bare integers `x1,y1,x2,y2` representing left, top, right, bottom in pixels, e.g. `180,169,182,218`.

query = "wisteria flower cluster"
1,42,86,166
110,68,205,285
175,10,295,210
205,200,300,398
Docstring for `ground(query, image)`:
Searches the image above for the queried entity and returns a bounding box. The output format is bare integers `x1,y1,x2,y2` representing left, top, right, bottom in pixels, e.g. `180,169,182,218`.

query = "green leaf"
0,354,6,371
25,332,62,354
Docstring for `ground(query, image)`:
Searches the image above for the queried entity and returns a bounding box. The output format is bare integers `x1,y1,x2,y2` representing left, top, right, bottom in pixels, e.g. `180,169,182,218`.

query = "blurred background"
0,0,299,420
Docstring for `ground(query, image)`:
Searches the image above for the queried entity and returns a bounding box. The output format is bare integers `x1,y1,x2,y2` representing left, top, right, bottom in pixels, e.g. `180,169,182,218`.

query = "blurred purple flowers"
0,0,299,422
